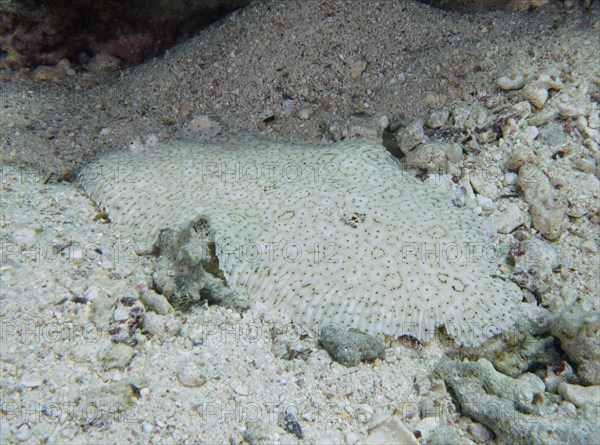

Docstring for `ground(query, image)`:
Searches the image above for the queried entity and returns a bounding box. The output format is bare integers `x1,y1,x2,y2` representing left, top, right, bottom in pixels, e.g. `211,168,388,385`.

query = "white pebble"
297,108,313,120
177,363,207,387
15,425,31,442
113,308,129,322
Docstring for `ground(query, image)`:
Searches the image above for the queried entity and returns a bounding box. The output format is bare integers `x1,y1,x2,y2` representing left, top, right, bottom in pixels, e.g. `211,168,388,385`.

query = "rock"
364,415,418,445
348,58,367,79
428,426,475,445
179,115,222,139
345,431,360,445
413,417,441,442
394,119,428,154
509,238,559,295
103,344,134,369
32,65,64,83
113,307,130,322
465,304,560,378
544,360,576,393
109,296,145,344
476,194,495,213
297,108,313,120
469,163,502,200
142,312,170,337
141,289,174,315
522,82,549,109
243,420,281,445
403,142,462,174
434,356,598,445
517,164,568,240
278,408,303,439
451,106,471,129
505,144,535,171
496,74,526,91
522,75,563,109
87,52,123,72
15,424,31,442
177,362,207,387
581,239,598,253
491,202,523,234
469,423,494,443
319,324,385,367
558,383,600,408
427,109,450,128
564,172,600,218
271,339,293,360
552,304,600,385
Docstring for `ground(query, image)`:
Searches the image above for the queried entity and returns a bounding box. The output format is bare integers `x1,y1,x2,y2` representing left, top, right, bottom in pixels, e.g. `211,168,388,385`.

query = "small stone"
588,111,600,129
558,383,600,407
297,108,313,120
103,344,134,369
552,304,600,385
518,164,568,240
243,420,281,445
451,107,471,129
87,52,122,72
505,144,535,171
141,290,174,315
504,172,518,185
518,372,546,393
581,239,598,253
15,424,31,442
469,423,494,443
470,166,501,200
278,409,303,439
32,65,63,83
141,312,166,336
491,202,523,234
557,401,577,417
522,82,549,109
142,422,154,433
177,363,207,387
271,339,292,360
558,103,587,119
427,109,450,128
403,143,461,173
180,115,222,139
113,308,130,322
476,194,495,214
509,238,558,295
345,431,360,445
544,361,575,393
364,415,418,445
428,425,475,445
413,417,440,442
319,324,384,366
423,91,447,108
394,119,427,154
348,59,367,79
496,75,526,91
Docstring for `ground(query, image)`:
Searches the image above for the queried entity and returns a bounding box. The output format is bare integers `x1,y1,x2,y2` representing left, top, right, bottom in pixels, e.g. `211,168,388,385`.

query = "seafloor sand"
1,1,599,444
